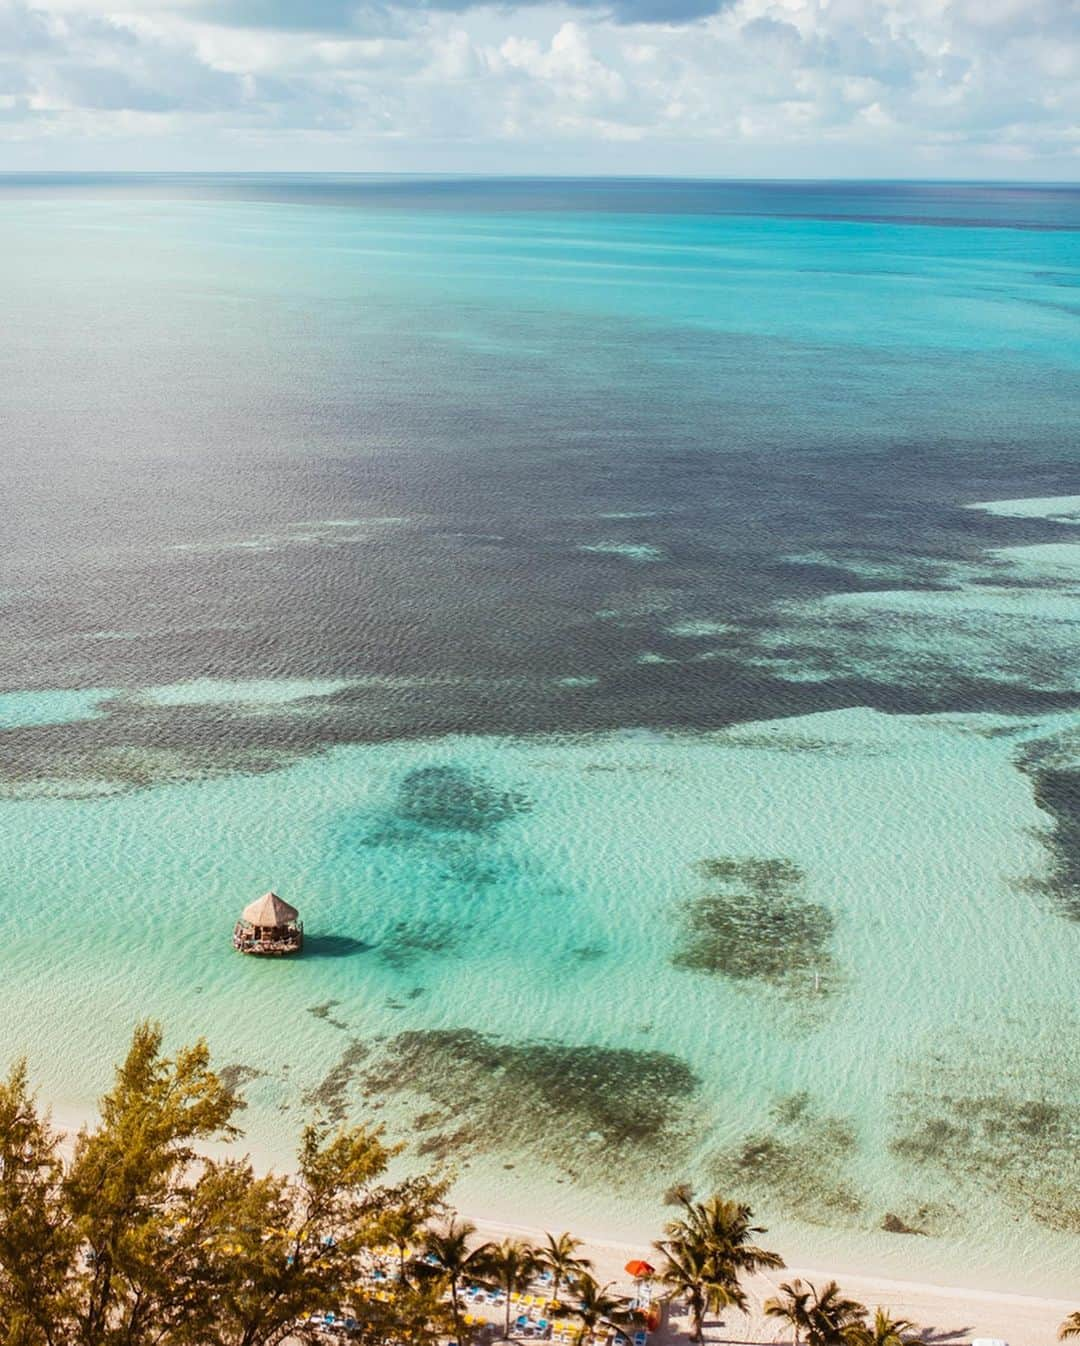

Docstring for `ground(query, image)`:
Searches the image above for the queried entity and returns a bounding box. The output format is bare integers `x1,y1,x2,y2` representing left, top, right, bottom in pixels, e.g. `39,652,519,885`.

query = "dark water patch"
710,1092,864,1226
415,1127,483,1161
377,918,466,969
880,1201,958,1237
698,857,804,895
890,1045,1080,1228
302,1038,370,1124
218,1063,265,1110
6,192,1080,793
672,857,836,994
394,765,531,833
4,660,1080,796
307,999,349,1029
362,1028,701,1176
1016,757,1080,920
570,942,609,962
354,766,532,893
0,728,314,799
304,934,373,958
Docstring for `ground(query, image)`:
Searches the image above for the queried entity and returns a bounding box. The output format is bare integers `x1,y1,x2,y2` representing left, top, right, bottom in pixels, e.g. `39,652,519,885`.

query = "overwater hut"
233,891,303,956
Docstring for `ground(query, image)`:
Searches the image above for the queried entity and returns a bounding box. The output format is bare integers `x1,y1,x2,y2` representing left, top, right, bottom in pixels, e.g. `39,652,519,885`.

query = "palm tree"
765,1279,814,1346
567,1275,633,1346
664,1194,785,1283
381,1176,448,1282
657,1192,783,1338
424,1216,492,1344
655,1237,745,1342
856,1307,919,1346
481,1238,541,1340
1059,1313,1080,1340
536,1231,592,1310
766,1279,867,1346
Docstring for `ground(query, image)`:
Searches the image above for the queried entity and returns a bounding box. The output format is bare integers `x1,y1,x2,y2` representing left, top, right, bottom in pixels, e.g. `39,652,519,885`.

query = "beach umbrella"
623,1261,654,1280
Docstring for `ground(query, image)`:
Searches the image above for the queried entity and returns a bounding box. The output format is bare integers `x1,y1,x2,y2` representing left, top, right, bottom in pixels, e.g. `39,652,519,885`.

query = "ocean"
2,175,1079,1293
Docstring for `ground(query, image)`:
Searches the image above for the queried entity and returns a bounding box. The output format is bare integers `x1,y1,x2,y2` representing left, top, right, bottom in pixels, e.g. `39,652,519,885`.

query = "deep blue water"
3,177,1079,768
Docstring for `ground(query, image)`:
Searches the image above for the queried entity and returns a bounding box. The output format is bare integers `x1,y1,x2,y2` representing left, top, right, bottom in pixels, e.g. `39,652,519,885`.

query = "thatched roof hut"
242,891,299,927
233,891,303,956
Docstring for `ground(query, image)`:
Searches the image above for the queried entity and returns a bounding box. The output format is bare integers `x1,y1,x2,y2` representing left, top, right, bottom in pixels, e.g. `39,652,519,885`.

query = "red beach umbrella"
624,1260,655,1279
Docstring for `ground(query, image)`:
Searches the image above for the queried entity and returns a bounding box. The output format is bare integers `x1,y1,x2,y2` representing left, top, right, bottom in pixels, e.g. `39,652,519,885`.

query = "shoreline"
41,1102,1078,1345
466,1214,1075,1346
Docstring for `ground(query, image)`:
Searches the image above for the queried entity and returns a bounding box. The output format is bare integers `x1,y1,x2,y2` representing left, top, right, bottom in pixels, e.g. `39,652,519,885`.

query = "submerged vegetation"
393,766,532,834
671,858,836,993
888,1043,1080,1233
709,1094,864,1227
1023,763,1080,921
362,1028,701,1170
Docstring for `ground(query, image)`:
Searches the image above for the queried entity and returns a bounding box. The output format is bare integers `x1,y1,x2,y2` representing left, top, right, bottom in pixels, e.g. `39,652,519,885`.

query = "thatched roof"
241,891,299,926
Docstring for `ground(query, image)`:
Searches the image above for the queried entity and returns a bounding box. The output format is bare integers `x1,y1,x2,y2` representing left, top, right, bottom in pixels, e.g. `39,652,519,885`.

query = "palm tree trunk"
451,1272,463,1345
505,1287,512,1341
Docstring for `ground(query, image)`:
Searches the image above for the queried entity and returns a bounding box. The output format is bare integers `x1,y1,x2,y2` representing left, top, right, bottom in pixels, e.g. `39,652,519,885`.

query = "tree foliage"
764,1279,868,1346
534,1232,591,1310
654,1189,784,1340
0,1025,445,1346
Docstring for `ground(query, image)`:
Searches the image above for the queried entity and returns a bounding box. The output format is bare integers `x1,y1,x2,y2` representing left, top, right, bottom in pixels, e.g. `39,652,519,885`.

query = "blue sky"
2,0,1078,176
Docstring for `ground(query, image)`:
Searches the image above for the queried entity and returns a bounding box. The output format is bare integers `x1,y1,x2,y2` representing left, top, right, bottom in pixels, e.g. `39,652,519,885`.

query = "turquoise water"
2,178,1080,1294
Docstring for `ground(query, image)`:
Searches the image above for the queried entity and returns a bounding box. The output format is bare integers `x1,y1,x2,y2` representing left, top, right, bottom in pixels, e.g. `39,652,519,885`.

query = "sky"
1,0,1079,177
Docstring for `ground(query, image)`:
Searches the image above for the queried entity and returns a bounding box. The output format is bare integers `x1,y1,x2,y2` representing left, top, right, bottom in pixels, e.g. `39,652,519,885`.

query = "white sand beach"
470,1216,1073,1346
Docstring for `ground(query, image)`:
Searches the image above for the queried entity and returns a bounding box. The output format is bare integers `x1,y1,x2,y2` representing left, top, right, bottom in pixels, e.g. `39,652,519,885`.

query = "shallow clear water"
2,177,1080,1293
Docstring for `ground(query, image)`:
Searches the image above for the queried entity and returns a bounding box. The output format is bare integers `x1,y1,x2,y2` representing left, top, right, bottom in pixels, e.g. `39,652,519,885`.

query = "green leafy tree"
0,1024,480,1346
535,1232,592,1311
347,1280,455,1346
65,1021,240,1346
182,1118,411,1346
655,1239,743,1343
0,1061,78,1346
377,1174,449,1283
423,1216,492,1344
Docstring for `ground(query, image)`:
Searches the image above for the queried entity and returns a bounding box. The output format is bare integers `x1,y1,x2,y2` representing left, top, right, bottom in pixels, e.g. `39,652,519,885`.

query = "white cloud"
0,0,1078,173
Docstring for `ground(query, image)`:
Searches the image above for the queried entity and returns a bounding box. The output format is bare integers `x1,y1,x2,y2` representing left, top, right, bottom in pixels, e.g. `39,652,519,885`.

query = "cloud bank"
1,0,1078,174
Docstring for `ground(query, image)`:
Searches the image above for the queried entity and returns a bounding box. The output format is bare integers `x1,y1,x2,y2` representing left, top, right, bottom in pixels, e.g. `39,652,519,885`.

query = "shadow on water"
303,934,373,958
